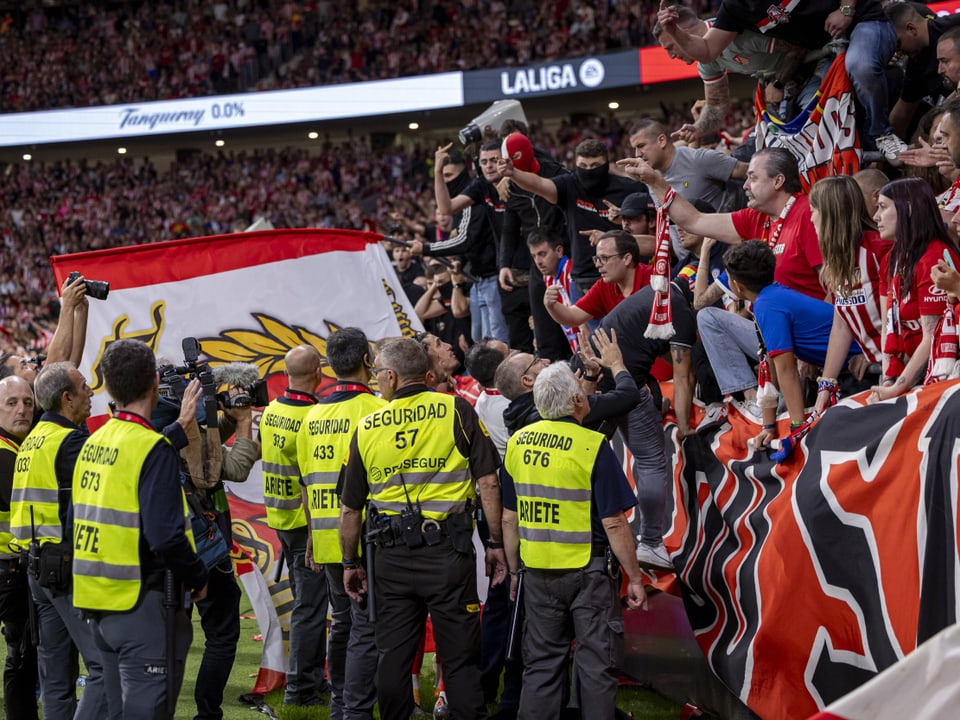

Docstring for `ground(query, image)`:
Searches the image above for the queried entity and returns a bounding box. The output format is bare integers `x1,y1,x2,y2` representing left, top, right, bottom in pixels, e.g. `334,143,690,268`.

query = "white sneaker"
636,541,673,571
698,402,729,432
875,133,907,166
732,398,763,423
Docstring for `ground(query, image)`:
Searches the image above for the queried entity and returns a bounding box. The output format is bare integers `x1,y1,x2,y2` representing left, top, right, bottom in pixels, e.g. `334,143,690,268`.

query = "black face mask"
576,164,609,195
446,169,470,198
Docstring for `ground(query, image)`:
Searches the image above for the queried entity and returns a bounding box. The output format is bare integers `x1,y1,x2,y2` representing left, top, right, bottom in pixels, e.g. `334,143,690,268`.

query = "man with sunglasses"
543,230,652,329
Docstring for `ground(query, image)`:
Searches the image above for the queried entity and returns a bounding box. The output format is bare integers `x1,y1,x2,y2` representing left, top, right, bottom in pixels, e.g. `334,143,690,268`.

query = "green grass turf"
4,588,685,719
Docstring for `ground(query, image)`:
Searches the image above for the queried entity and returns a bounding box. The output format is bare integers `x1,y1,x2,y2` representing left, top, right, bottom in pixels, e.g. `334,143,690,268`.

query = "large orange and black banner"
665,382,960,718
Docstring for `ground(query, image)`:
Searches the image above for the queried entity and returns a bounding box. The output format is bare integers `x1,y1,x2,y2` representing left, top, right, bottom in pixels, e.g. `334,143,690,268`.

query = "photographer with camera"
8,363,106,720
2,272,96,383
154,355,261,720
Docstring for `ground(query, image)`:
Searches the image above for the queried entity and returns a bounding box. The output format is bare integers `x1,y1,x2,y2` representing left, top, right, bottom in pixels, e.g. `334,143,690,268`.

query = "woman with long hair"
869,178,960,402
808,175,891,412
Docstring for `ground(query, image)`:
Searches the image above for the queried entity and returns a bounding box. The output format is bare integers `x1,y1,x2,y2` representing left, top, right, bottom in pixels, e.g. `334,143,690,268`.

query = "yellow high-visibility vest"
10,420,74,547
504,419,600,569
356,392,473,520
72,418,194,612
0,435,21,558
298,391,386,564
260,397,313,530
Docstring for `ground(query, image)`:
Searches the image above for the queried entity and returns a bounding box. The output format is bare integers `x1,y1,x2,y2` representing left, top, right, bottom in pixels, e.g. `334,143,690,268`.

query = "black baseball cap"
620,192,657,217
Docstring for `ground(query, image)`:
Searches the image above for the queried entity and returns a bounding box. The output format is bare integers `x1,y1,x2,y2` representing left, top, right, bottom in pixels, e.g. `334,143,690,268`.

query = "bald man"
258,345,331,707
0,376,40,719
853,168,890,220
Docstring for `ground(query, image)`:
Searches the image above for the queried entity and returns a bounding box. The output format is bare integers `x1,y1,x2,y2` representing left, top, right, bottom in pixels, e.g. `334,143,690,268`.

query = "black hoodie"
502,370,641,437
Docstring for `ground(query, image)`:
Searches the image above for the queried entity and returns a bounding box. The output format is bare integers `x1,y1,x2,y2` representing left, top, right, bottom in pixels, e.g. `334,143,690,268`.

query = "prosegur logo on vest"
500,57,605,96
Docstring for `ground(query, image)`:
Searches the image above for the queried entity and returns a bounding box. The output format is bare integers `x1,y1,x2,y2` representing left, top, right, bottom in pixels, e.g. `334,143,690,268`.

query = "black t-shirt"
713,0,885,50
424,281,472,367
428,177,501,278
599,282,697,385
500,156,569,271
463,177,506,243
902,14,960,103
552,171,645,281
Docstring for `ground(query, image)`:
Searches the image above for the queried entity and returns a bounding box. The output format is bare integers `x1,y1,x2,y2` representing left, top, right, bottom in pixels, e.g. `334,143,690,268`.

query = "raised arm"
617,157,742,243
434,142,474,216
497,156,558,205
657,0,737,63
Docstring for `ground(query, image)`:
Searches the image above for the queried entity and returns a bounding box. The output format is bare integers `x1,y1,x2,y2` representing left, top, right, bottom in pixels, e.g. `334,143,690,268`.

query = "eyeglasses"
521,354,543,377
593,252,625,266
370,367,391,376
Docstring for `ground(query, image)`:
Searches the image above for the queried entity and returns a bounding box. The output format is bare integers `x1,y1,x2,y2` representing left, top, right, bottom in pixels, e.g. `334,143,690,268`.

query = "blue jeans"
470,275,509,343
846,20,897,140
697,307,759,396
617,388,671,545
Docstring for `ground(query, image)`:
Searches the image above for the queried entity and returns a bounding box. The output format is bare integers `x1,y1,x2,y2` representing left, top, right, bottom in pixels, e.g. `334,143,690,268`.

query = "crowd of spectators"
0,0,721,113
2,101,757,355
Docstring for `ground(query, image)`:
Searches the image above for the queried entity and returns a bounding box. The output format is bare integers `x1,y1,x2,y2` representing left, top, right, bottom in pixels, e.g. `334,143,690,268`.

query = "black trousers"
529,271,572,362
373,541,485,720
193,559,242,720
0,566,39,720
500,284,534,353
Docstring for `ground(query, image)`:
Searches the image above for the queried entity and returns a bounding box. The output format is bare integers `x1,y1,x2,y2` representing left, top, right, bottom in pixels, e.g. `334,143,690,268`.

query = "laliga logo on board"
500,57,605,95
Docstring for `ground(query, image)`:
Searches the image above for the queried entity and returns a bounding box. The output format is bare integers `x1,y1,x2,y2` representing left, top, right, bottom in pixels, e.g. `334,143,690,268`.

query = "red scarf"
645,187,676,340
926,303,959,384
883,281,906,380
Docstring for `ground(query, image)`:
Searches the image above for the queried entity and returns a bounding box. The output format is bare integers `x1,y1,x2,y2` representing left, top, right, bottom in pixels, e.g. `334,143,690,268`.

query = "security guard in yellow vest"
501,362,647,720
296,328,385,720
72,339,208,719
340,337,507,720
9,363,108,720
0,375,40,720
258,343,329,706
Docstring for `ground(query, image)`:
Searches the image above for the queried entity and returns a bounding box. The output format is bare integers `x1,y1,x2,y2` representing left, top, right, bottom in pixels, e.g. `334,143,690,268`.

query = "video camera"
158,338,220,429
158,340,269,428
213,363,269,409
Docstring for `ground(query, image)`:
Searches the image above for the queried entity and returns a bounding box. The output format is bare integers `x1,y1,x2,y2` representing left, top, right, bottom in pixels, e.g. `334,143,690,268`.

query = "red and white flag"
50,228,423,692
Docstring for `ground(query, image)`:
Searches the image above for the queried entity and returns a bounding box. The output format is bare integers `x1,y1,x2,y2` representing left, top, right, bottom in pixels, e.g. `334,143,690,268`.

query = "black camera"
67,271,110,301
157,337,219,428
217,379,269,409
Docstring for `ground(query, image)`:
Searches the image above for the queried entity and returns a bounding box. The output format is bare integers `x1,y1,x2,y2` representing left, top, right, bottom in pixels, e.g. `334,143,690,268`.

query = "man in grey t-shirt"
629,117,747,213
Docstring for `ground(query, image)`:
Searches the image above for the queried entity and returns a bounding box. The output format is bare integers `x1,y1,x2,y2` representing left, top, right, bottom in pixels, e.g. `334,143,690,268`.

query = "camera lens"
85,279,110,301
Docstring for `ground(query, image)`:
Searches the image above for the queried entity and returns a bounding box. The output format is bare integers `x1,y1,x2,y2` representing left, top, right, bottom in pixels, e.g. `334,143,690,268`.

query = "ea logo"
579,58,605,88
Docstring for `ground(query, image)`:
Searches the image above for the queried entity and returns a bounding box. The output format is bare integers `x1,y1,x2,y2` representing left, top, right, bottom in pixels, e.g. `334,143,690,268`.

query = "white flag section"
809,624,960,720
50,228,422,418
50,228,424,694
234,546,288,693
